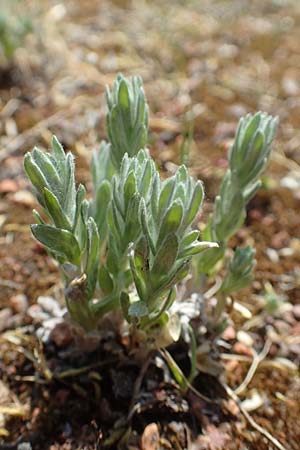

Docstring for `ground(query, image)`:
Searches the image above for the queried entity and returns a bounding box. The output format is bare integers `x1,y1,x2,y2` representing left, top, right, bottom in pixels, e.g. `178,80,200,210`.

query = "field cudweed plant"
24,73,278,379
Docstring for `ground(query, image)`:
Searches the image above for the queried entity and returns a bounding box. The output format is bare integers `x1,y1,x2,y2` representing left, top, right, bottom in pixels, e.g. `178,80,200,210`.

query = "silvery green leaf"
237,130,265,185
243,180,261,203
139,159,153,197
158,177,176,216
151,173,160,222
128,300,149,318
214,190,245,241
108,202,123,239
241,113,261,158
63,153,76,223
31,224,80,265
73,184,86,233
196,245,225,275
129,242,148,302
112,176,125,218
183,180,203,228
178,241,218,259
106,237,120,274
139,198,156,255
85,217,100,298
176,165,188,183
123,170,136,211
157,200,183,247
118,78,131,113
24,153,49,200
221,247,255,295
51,135,66,175
31,148,60,195
124,193,142,244
93,180,111,239
98,265,114,295
32,209,44,225
91,141,115,188
151,233,178,279
181,230,200,247
78,199,89,250
43,188,71,230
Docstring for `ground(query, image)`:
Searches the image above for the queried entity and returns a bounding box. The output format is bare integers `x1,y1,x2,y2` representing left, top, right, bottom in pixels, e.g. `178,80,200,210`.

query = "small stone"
0,179,19,193
10,190,36,207
232,342,254,357
50,322,73,348
249,209,263,221
141,423,160,450
266,248,279,263
237,330,254,347
10,294,28,313
222,325,236,341
271,231,289,249
282,77,300,96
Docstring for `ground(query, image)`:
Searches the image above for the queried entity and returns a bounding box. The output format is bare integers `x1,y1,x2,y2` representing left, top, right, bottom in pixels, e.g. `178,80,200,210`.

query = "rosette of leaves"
197,112,278,275
125,164,217,337
106,74,149,168
24,137,100,329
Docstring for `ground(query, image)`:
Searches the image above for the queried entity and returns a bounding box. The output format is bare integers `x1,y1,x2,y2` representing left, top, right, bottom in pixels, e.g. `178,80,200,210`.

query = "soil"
0,1,300,449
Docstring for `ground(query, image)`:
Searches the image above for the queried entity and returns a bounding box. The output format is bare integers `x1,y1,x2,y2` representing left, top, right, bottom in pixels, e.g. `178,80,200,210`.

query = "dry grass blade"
224,383,288,450
234,338,272,396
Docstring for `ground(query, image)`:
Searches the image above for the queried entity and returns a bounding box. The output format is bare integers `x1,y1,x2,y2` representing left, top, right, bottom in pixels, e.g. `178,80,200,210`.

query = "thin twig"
224,383,288,450
203,276,223,300
222,353,298,373
234,339,272,396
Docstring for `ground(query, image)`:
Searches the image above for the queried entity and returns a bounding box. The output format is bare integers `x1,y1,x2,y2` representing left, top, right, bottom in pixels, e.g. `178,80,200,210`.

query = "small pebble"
0,179,19,193
232,342,254,357
10,190,36,207
222,325,236,341
271,230,289,249
10,294,28,313
237,330,254,347
141,423,160,450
